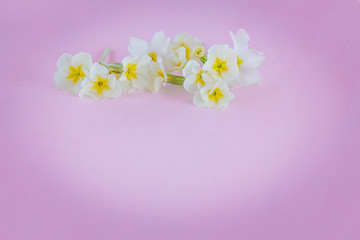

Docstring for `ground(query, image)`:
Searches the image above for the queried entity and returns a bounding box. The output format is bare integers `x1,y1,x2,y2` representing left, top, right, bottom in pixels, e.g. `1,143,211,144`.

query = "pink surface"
1,0,360,239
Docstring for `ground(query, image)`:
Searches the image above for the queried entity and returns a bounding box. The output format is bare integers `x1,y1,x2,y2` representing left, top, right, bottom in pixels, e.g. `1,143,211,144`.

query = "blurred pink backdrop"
1,0,360,239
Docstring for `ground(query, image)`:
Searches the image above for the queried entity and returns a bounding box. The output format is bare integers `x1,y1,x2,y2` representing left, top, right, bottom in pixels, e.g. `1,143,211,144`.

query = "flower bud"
193,46,206,58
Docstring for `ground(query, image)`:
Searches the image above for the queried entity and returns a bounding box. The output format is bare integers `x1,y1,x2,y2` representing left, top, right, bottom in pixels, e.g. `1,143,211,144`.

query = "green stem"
167,74,185,85
99,46,111,64
200,54,207,64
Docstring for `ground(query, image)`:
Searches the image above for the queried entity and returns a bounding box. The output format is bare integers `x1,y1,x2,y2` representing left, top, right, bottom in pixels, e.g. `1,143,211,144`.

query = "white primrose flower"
164,47,187,72
168,33,203,61
183,60,205,94
119,55,152,92
148,57,167,93
79,63,120,100
203,44,239,83
54,52,93,94
193,74,234,109
228,28,266,87
128,31,170,62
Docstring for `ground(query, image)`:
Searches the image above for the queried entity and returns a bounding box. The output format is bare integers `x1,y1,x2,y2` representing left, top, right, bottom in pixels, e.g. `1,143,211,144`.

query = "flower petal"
206,44,231,57
79,85,95,99
71,52,93,70
102,82,120,99
183,75,198,94
106,74,117,90
153,76,164,93
230,28,249,54
57,53,72,71
121,55,138,68
120,80,135,93
201,72,218,85
183,60,200,78
149,31,170,57
193,91,207,108
128,37,148,57
240,48,266,68
54,71,67,89
89,63,109,80
238,68,261,86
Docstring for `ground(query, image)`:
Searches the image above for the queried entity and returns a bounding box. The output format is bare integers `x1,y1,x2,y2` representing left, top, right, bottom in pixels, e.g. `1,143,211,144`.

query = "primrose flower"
54,28,265,108
168,33,203,63
79,63,120,100
128,31,170,62
119,55,152,92
183,60,205,94
203,45,239,83
54,52,93,94
164,47,187,72
148,58,167,93
193,77,234,109
229,28,266,87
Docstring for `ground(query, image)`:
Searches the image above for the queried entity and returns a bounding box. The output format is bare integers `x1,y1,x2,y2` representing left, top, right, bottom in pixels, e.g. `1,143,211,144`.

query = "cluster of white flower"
54,28,265,109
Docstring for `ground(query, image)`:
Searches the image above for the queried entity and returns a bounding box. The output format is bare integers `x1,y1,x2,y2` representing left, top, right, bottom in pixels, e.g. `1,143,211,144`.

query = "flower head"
229,28,266,87
128,31,170,63
183,60,205,94
148,57,167,93
54,52,93,94
203,45,239,83
164,47,187,72
79,63,120,100
193,76,234,109
120,55,152,92
169,33,203,60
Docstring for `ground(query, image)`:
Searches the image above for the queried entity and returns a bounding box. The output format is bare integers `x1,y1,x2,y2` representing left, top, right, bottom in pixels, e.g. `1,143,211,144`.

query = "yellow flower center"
208,88,224,103
158,71,164,78
148,52,157,62
195,71,205,85
237,57,244,70
124,63,138,80
67,65,86,84
90,75,111,95
176,61,183,67
212,58,228,75
180,42,191,60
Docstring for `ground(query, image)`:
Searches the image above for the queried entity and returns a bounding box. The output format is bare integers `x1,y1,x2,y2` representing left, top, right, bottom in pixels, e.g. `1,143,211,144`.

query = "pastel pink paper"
1,0,360,239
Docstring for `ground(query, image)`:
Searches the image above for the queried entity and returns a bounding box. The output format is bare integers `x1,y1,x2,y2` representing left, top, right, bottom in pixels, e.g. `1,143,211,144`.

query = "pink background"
1,0,360,239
